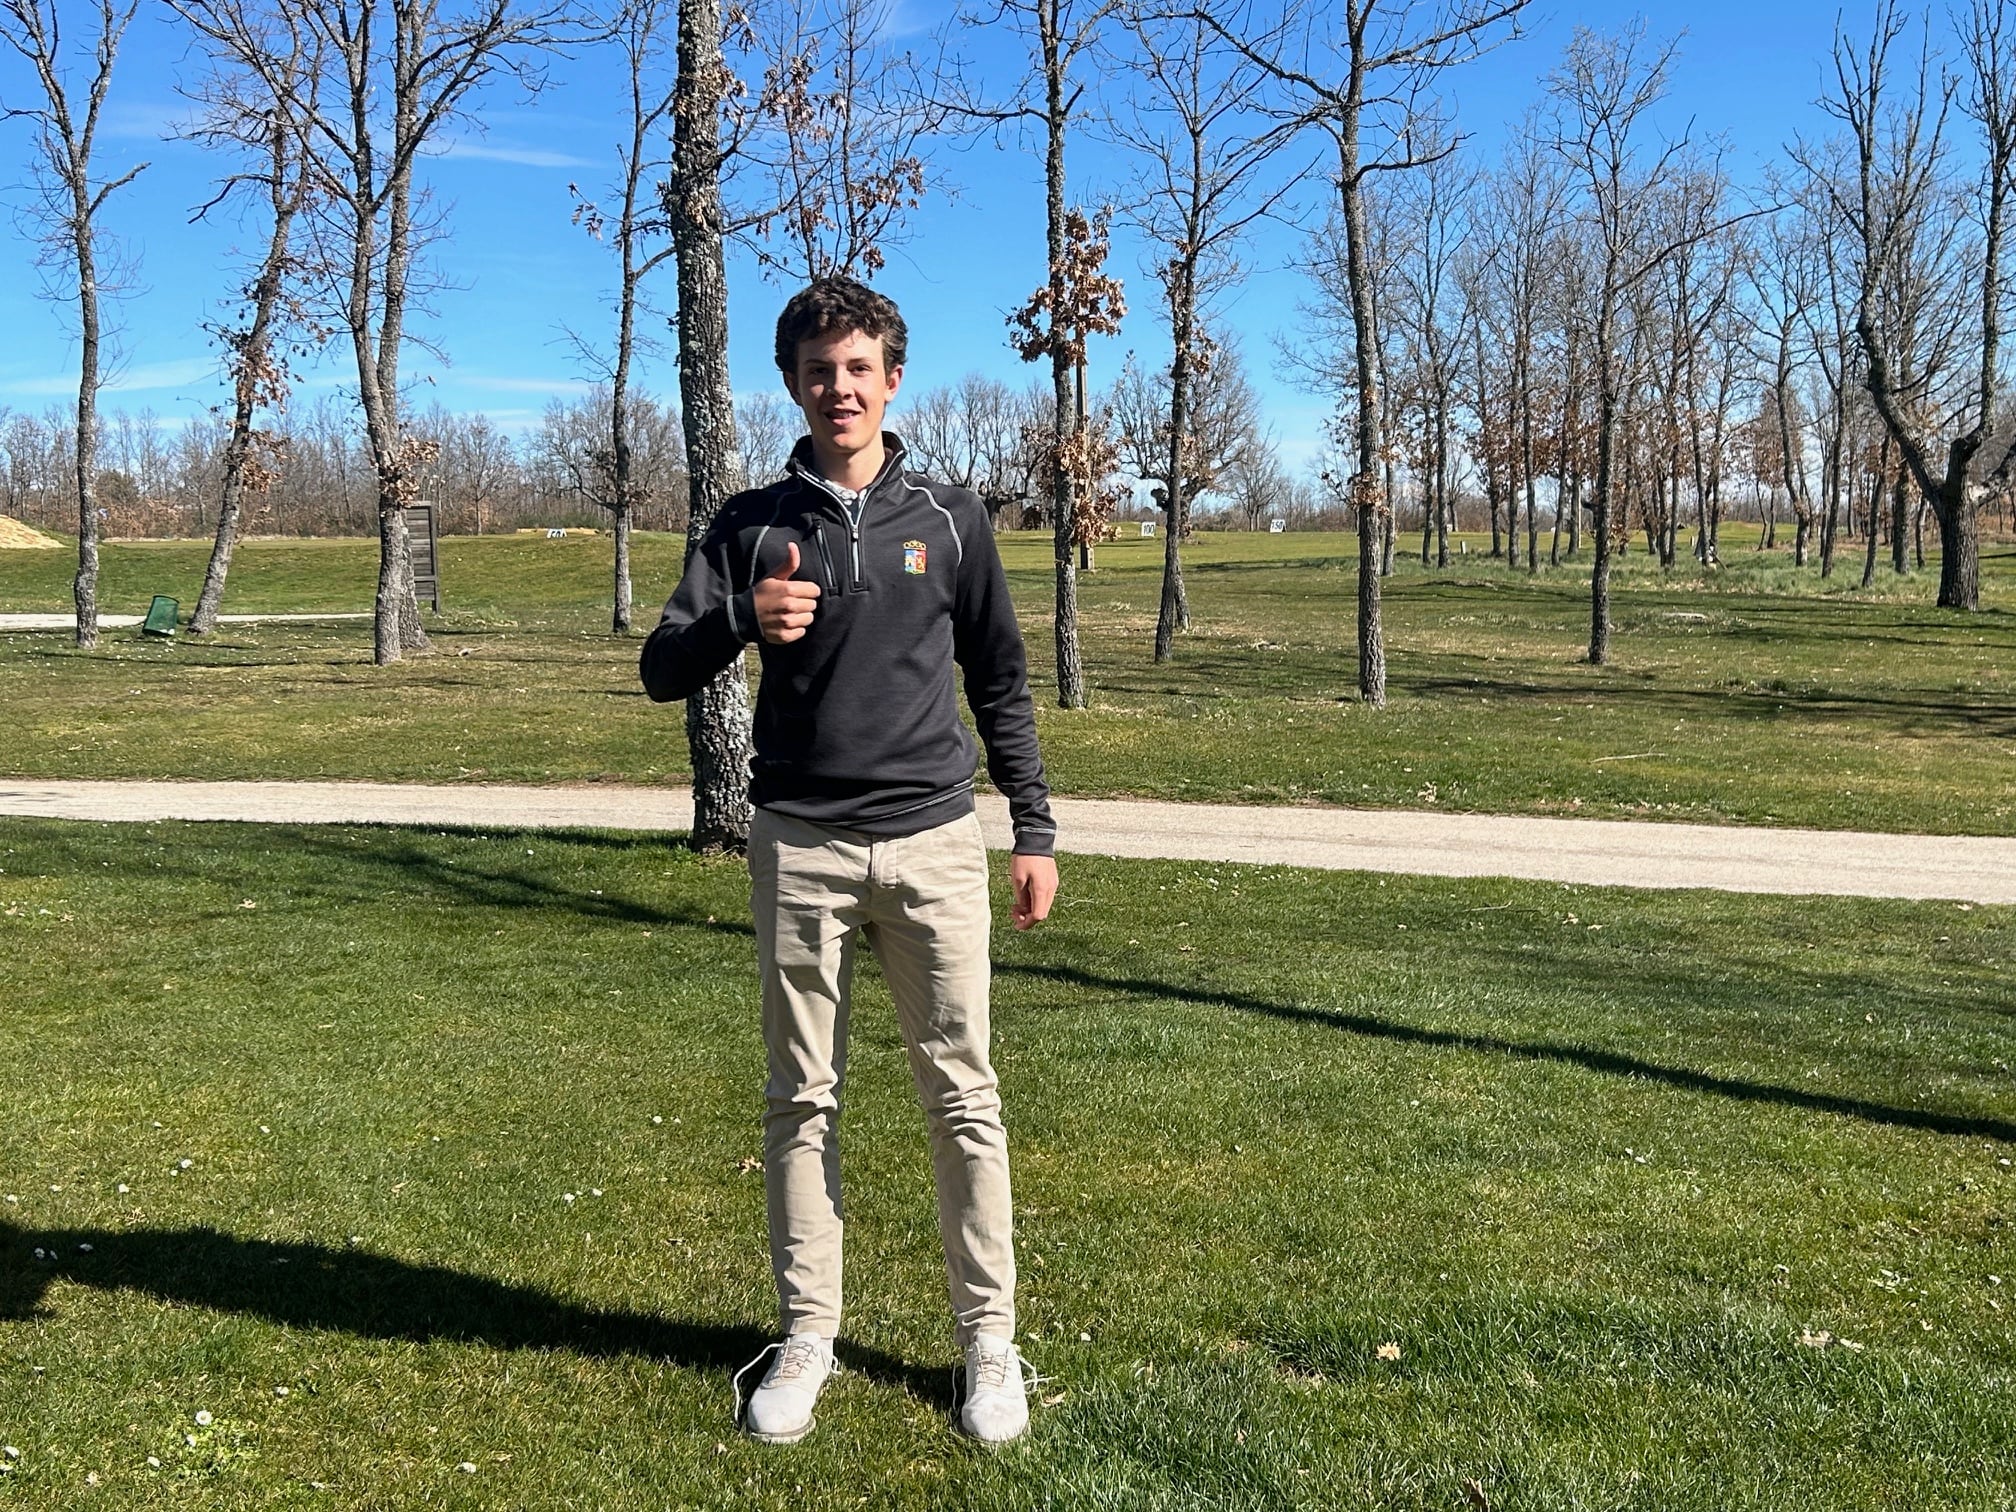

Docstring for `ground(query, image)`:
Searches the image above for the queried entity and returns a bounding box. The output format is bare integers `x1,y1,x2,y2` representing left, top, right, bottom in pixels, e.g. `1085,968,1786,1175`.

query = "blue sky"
0,2,1914,475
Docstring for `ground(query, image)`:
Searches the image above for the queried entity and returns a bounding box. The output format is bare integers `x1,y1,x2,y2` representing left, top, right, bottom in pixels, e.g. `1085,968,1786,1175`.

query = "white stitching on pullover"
906,478,963,569
746,495,787,601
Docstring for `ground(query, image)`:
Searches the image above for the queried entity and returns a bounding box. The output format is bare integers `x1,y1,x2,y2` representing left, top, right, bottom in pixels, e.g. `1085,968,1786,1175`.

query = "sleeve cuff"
727,588,762,644
1011,826,1056,858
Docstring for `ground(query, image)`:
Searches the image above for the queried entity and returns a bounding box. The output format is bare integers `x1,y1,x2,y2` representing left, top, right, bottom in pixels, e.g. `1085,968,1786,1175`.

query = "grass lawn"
3,818,2013,1508
1,529,2014,834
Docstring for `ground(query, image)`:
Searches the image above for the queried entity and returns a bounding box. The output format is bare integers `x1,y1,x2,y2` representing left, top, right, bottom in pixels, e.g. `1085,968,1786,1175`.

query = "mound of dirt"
0,516,61,549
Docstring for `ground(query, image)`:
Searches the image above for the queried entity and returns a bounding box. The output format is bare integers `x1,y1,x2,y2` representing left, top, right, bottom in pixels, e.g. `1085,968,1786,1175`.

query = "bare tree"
1223,431,1289,529
436,409,518,532
1747,198,1823,563
1206,0,1531,707
1822,0,2013,610
1547,21,1707,663
1484,129,1572,575
567,0,684,634
1110,332,1267,550
535,385,686,531
1386,137,1472,569
1640,166,1741,569
177,0,578,665
1279,193,1405,569
735,387,794,485
170,3,319,634
906,373,1038,521
0,0,147,649
742,0,945,283
956,0,1120,709
1112,3,1297,661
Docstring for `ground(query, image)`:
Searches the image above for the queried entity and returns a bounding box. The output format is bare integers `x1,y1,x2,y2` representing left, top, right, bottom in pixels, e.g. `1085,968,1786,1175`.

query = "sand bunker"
0,516,61,549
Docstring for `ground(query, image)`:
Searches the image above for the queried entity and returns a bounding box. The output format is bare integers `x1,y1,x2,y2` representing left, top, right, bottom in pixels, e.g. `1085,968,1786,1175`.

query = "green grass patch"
2,819,2013,1507
3,530,2015,833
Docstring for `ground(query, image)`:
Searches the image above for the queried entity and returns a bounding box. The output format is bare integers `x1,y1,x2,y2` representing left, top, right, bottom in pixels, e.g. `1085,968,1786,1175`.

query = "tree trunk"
72,211,102,649
1932,482,1980,609
1891,461,1909,574
1437,465,1452,569
365,20,429,666
373,496,414,664
397,528,428,649
1330,43,1387,704
1819,419,1844,578
1418,465,1432,565
1588,322,1617,665
189,435,251,634
1155,262,1194,663
611,291,637,633
613,503,633,633
1043,12,1085,709
1859,444,1885,589
1521,371,1539,576
673,0,754,850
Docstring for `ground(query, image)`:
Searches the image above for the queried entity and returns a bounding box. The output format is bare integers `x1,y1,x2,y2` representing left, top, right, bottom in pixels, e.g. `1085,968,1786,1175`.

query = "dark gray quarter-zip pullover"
639,435,1057,856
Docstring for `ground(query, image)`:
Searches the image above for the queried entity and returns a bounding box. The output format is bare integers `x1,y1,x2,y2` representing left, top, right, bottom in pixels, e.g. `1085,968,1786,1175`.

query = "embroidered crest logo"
903,539,927,575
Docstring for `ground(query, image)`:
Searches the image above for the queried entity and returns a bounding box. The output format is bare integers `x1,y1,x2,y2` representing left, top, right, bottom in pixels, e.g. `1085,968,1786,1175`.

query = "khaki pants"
747,807,1015,1346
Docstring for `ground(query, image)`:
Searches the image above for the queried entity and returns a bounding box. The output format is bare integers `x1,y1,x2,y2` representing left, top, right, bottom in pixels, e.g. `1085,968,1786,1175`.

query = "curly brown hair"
773,277,908,376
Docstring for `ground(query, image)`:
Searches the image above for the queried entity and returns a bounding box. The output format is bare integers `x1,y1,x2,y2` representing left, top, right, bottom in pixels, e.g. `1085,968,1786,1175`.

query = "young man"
639,277,1059,1445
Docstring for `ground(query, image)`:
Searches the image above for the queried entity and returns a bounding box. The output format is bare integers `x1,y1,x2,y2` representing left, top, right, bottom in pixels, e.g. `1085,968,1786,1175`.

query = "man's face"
783,327,902,464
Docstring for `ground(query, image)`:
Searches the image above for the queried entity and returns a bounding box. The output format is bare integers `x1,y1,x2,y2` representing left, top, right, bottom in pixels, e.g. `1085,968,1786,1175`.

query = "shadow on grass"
1395,666,2016,737
286,829,744,931
1007,962,2016,1146
256,831,2016,1144
0,1221,950,1409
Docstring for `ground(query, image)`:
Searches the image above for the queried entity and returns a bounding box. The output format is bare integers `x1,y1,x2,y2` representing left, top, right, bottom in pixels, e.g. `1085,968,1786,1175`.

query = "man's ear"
885,364,903,402
781,368,802,404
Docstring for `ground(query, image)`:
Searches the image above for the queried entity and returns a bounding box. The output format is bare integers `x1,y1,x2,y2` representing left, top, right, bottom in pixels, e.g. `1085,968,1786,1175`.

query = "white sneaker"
959,1333,1033,1444
734,1333,835,1444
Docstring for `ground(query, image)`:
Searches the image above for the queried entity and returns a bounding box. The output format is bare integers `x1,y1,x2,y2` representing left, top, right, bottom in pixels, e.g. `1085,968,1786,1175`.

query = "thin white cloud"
0,357,216,398
878,0,938,39
468,407,545,436
439,141,596,170
0,373,77,398
107,358,219,393
457,374,596,396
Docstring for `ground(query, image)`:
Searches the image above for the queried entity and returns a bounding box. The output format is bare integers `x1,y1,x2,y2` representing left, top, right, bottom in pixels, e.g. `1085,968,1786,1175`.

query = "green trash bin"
141,595,179,637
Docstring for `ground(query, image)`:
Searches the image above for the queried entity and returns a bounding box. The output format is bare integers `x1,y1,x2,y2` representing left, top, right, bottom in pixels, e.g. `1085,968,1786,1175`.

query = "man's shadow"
0,1220,950,1409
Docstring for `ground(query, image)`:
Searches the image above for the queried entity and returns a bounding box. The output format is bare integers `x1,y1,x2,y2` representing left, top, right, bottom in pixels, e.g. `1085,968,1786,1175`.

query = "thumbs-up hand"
753,539,822,644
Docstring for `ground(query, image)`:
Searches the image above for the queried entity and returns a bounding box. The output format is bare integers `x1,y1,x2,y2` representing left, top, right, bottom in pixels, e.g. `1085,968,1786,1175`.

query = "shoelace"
952,1344,1047,1412
973,1347,1016,1394
730,1337,832,1426
771,1337,826,1383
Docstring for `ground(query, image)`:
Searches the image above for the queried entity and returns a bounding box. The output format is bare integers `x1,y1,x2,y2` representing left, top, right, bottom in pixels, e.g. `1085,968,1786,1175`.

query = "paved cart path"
2,779,2011,903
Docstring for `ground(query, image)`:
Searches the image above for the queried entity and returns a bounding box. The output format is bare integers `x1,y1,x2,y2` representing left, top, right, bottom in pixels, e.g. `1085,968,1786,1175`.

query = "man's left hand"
1009,854,1057,932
